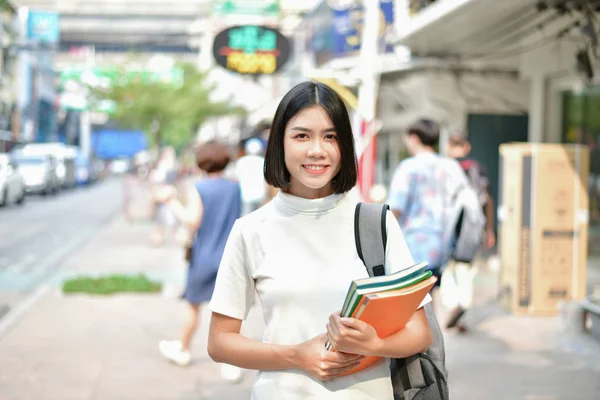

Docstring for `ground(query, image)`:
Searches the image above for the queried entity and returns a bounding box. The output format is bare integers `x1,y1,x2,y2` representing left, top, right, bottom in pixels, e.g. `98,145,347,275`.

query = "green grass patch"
62,274,162,295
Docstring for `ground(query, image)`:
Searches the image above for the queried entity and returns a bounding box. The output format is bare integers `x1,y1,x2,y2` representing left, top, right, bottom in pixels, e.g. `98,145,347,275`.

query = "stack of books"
326,261,437,374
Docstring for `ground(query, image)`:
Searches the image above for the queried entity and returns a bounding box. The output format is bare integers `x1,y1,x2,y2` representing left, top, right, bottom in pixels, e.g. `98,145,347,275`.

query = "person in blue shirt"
387,119,466,287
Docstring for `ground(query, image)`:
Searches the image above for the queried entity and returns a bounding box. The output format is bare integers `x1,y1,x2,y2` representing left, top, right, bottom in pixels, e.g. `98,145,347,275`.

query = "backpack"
354,203,449,400
445,160,486,264
458,159,489,207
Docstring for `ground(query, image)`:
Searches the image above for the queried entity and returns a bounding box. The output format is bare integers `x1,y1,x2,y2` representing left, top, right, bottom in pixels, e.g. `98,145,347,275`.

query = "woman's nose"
307,140,325,157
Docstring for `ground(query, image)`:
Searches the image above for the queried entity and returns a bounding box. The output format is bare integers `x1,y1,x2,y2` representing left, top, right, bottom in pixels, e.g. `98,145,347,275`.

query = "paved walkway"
0,217,261,400
0,215,599,399
442,253,600,399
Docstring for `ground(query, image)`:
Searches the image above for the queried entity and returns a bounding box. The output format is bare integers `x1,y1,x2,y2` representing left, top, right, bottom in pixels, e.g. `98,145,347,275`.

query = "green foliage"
89,63,246,150
0,1,14,12
62,274,162,295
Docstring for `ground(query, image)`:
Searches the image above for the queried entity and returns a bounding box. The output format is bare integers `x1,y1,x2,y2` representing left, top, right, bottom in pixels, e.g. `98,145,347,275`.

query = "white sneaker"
220,363,243,383
159,340,191,367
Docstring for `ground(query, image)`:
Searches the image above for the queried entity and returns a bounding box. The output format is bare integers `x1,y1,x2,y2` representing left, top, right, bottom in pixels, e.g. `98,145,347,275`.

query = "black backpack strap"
354,202,389,277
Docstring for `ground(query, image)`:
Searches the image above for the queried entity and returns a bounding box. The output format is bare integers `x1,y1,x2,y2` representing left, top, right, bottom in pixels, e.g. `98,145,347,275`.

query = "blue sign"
322,0,394,59
332,0,394,57
28,11,60,43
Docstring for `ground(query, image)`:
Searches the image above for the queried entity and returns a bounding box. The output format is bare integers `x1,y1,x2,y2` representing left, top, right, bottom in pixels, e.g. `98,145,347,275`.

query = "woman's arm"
327,308,433,359
208,312,364,381
165,184,203,231
208,312,298,370
484,196,496,248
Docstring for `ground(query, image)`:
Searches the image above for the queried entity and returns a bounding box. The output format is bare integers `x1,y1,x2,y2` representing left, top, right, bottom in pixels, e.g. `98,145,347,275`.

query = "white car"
17,143,77,188
12,153,60,195
0,154,26,206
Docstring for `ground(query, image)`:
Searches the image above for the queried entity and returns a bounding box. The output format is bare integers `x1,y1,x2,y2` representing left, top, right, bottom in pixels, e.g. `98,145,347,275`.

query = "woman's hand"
327,312,382,356
153,185,177,203
294,333,364,381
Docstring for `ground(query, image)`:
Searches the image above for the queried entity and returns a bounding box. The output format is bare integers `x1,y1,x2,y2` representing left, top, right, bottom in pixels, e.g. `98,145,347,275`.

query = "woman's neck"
285,183,334,199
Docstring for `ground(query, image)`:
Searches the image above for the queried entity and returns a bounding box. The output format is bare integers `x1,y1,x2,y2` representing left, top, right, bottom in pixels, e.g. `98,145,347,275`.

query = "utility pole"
357,0,381,201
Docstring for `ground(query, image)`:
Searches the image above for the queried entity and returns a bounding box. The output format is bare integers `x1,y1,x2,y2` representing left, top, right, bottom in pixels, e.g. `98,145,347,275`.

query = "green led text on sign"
229,26,276,53
226,26,277,74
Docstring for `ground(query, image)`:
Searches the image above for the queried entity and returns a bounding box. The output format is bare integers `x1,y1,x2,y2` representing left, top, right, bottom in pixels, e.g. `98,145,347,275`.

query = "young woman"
156,141,241,370
207,82,433,399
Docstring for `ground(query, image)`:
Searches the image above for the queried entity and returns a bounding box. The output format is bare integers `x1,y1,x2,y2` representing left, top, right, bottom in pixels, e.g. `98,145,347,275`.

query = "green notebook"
341,261,429,318
343,269,432,318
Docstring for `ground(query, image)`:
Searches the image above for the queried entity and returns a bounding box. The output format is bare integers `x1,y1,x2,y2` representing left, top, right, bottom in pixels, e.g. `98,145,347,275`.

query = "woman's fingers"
324,349,363,364
320,362,363,380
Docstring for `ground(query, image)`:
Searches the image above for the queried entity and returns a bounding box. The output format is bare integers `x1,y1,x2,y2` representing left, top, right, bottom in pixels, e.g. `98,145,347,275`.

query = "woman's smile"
302,164,330,174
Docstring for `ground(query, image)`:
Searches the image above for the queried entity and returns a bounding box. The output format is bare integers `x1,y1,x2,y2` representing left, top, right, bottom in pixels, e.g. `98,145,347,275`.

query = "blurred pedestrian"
207,81,432,399
442,132,496,332
252,119,272,150
149,146,178,246
386,119,469,289
446,133,495,249
235,137,267,215
248,119,280,204
123,150,156,222
156,141,242,376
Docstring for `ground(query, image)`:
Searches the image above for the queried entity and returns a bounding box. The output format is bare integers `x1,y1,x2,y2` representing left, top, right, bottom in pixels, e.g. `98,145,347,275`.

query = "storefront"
562,86,600,237
15,9,60,143
391,0,600,250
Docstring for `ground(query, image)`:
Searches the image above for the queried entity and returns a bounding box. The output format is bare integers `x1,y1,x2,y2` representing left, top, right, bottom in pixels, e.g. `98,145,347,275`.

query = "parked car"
12,153,60,195
0,154,26,206
15,143,77,188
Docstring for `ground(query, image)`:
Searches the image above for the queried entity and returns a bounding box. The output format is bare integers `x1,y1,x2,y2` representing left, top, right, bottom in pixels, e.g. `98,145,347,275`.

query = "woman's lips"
302,165,329,175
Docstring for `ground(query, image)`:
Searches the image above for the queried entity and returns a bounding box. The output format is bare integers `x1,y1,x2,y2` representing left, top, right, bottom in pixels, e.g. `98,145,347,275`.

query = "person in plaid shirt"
387,119,468,288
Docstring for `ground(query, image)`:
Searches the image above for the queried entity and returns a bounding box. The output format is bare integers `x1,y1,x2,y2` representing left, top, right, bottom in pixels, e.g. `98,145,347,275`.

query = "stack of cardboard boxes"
498,143,589,316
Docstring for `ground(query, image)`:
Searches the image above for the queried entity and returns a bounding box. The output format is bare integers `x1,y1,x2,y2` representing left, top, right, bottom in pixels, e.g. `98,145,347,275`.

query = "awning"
392,0,539,60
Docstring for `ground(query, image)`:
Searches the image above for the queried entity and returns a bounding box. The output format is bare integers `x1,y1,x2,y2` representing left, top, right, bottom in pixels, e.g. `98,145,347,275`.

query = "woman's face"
283,106,341,199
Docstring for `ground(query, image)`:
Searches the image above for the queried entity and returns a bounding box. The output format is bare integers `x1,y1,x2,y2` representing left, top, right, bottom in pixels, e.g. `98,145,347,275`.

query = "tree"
91,63,245,150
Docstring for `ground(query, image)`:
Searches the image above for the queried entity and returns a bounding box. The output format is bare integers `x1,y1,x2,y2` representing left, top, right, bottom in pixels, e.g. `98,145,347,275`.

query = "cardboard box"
498,143,589,316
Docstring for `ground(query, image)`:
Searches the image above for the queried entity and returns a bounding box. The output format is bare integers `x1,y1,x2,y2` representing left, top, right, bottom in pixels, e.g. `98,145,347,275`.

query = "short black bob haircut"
407,118,440,147
264,81,357,194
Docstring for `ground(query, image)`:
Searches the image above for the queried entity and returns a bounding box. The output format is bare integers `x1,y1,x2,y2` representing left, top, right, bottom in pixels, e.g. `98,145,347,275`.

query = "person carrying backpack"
442,132,495,332
387,119,470,289
207,82,433,399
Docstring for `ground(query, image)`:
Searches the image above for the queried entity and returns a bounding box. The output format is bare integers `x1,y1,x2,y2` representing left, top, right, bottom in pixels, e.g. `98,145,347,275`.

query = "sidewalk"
1,215,600,399
0,216,260,400
442,254,600,399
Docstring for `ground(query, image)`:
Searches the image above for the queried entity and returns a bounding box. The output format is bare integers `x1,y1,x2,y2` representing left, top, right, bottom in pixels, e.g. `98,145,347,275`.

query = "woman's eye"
325,134,338,140
295,133,309,139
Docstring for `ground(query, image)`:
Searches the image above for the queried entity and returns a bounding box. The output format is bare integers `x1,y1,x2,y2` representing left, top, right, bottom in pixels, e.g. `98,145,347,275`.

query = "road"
0,178,123,317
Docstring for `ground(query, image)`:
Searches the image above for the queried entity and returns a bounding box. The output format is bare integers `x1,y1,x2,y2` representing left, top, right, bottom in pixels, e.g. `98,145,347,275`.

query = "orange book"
340,276,437,375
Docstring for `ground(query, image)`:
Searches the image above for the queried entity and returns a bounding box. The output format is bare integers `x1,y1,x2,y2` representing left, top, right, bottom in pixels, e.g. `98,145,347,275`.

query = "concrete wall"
377,69,529,169
518,37,600,144
379,70,529,133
